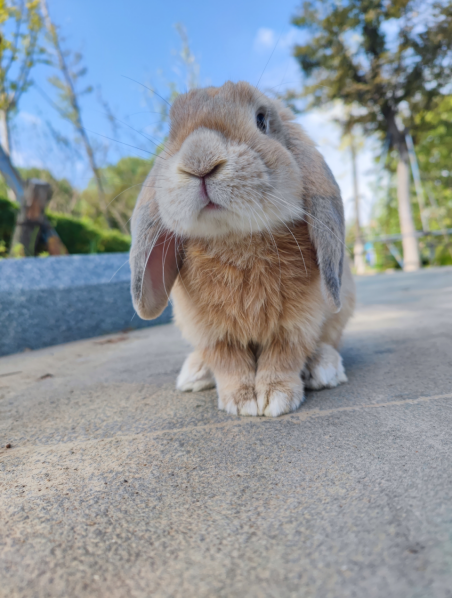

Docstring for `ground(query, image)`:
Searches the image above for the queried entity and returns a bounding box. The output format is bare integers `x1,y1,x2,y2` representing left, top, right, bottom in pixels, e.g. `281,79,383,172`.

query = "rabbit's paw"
256,373,304,417
218,384,258,416
303,343,347,390
176,352,216,392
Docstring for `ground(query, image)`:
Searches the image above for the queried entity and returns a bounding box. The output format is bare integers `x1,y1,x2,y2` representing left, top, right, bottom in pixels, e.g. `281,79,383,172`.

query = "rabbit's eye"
256,112,267,133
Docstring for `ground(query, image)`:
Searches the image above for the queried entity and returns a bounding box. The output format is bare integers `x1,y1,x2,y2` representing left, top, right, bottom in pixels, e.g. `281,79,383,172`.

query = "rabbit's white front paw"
303,343,347,390
217,383,258,416
255,373,304,417
176,352,216,392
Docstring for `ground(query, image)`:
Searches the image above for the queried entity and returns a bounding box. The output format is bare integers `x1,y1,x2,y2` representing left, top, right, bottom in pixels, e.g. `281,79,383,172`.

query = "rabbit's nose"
178,159,226,179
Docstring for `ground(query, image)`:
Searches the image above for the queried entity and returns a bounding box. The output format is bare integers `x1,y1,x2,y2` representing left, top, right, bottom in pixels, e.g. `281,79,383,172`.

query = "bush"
97,229,131,253
0,197,19,255
0,198,130,256
47,211,101,254
47,211,131,254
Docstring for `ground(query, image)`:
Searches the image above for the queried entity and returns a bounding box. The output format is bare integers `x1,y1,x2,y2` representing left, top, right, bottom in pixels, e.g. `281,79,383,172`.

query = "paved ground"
1,267,451,598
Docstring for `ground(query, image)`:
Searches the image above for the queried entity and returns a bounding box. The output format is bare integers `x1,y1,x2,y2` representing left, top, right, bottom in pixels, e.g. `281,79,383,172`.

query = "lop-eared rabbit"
130,81,355,417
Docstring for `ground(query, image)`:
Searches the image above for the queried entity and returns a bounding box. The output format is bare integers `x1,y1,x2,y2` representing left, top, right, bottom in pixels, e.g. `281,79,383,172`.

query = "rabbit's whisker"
161,231,177,306
139,220,165,303
96,109,172,159
108,259,130,283
121,75,172,108
245,195,282,289
174,234,192,299
106,182,163,210
251,193,308,277
84,128,167,161
265,184,346,249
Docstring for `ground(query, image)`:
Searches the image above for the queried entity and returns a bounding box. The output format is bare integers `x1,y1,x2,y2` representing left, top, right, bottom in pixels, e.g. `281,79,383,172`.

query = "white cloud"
254,27,301,54
11,148,44,169
254,28,277,51
18,111,43,126
279,28,299,49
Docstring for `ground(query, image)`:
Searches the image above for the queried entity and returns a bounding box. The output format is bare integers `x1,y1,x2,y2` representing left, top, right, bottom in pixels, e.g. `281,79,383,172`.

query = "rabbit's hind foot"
303,343,347,390
176,351,216,392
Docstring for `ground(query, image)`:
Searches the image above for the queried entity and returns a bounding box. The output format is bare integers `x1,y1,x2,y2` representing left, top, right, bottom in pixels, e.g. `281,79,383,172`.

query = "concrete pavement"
1,267,451,597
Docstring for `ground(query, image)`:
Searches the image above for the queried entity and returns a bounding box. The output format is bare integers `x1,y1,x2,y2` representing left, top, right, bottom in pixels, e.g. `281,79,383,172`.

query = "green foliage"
96,229,131,253
9,242,24,257
370,160,452,267
369,93,452,266
0,196,18,253
0,0,45,115
413,95,452,229
46,210,100,254
79,155,154,230
47,210,131,254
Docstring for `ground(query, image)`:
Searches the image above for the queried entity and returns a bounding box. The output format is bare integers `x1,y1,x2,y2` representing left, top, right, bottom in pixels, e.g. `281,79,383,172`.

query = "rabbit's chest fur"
173,221,324,347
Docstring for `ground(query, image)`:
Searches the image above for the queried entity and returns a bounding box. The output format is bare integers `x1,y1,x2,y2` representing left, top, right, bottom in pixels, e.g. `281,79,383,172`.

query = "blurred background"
1,0,451,272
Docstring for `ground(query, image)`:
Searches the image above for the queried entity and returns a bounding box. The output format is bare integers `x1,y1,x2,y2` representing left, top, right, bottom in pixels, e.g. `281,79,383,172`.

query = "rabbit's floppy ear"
304,160,345,312
130,179,183,320
283,117,345,312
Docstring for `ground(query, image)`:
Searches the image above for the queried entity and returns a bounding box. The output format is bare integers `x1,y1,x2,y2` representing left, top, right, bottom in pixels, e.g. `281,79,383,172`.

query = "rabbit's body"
173,227,355,415
173,222,320,348
130,81,356,417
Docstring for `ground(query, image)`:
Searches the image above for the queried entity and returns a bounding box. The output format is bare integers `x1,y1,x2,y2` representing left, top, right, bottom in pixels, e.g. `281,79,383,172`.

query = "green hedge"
0,197,131,255
47,211,131,254
96,228,131,253
46,211,101,254
0,197,20,255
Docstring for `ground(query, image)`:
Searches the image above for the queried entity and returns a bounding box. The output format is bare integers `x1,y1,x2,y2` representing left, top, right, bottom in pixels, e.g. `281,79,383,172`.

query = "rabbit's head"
130,81,344,320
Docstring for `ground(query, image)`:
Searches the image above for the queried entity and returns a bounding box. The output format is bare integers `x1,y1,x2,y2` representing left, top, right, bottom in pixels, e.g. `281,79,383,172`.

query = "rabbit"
130,81,355,417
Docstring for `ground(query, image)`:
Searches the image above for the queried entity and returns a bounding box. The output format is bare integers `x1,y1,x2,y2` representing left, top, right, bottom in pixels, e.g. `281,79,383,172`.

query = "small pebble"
5,443,11,449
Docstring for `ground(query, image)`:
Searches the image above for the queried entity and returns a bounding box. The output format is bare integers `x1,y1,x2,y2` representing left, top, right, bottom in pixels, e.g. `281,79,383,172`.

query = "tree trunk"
397,145,420,271
11,180,51,256
0,109,17,201
350,137,366,275
0,109,11,156
0,141,24,203
11,179,68,257
384,110,420,272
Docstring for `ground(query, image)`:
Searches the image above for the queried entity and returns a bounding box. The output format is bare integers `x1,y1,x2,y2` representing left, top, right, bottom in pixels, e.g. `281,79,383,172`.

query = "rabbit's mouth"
203,200,223,211
200,176,224,211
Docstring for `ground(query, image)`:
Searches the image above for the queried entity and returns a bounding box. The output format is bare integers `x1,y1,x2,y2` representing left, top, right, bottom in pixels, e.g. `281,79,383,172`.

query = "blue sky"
12,0,379,223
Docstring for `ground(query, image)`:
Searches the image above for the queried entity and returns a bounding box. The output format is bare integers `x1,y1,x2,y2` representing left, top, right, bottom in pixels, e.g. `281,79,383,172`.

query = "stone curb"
0,253,171,356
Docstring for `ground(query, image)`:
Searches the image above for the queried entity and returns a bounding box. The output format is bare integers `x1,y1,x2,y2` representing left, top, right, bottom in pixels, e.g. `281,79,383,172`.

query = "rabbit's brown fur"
130,81,355,417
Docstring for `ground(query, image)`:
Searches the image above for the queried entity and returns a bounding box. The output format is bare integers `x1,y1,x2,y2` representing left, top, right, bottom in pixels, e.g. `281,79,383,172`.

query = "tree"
0,0,44,159
291,0,452,271
0,2,67,256
40,0,129,234
413,94,452,227
79,156,154,231
371,94,452,266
